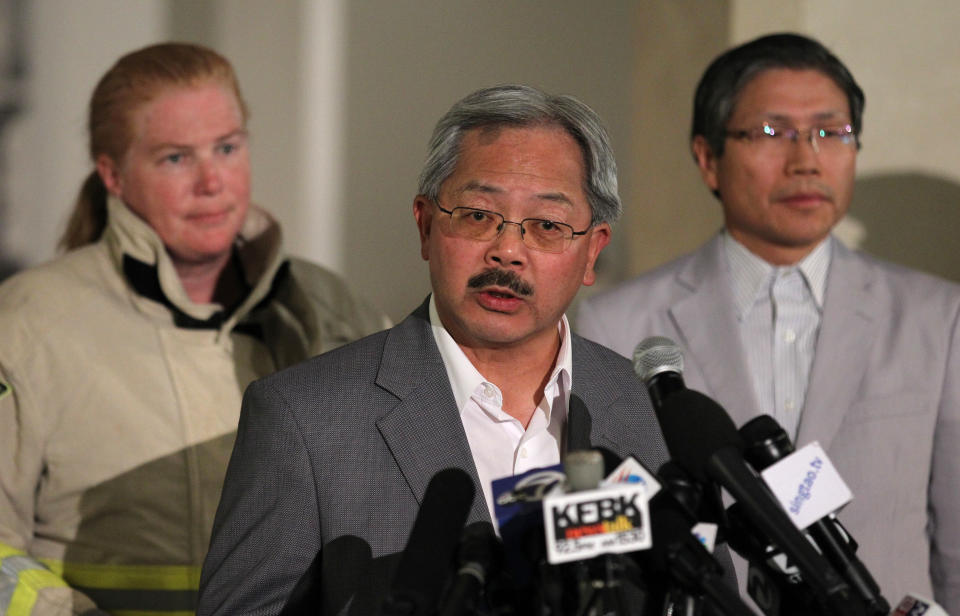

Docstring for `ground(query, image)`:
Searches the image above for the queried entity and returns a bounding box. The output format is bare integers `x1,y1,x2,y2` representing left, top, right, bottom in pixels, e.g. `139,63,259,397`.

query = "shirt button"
784,329,797,343
483,384,495,398
519,448,528,459
785,399,795,411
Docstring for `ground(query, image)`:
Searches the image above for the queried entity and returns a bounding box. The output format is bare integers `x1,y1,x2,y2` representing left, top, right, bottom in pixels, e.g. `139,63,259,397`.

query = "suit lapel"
668,236,761,427
374,300,490,524
571,336,670,471
796,242,877,450
570,341,619,453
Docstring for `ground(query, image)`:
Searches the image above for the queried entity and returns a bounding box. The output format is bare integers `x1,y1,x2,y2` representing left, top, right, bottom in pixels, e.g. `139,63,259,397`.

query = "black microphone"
438,521,501,616
643,492,754,616
382,468,475,616
566,394,593,453
593,449,753,616
633,336,687,409
724,497,824,616
657,388,864,615
633,337,863,616
739,415,890,616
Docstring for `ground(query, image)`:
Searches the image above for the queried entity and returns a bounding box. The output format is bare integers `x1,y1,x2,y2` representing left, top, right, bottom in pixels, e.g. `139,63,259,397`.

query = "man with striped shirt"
576,33,960,611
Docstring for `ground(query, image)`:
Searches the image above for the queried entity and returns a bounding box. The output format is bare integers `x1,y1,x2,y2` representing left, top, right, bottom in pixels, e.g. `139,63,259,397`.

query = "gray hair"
417,84,621,225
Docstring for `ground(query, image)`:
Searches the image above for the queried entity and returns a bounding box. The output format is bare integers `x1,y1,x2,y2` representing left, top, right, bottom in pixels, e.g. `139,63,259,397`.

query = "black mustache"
467,269,533,297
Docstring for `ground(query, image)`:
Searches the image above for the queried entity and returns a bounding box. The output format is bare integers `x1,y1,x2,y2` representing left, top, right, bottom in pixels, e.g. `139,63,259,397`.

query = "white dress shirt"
724,233,831,440
428,296,571,522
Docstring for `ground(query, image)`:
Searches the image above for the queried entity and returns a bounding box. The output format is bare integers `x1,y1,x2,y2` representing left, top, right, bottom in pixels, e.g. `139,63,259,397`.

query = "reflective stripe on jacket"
1,544,70,616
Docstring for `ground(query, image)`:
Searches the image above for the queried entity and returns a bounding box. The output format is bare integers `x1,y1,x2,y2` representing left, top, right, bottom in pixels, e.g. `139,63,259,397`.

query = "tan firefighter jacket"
0,197,388,615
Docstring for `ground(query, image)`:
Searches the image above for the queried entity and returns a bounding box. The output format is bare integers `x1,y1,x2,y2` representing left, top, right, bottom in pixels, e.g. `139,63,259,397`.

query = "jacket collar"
668,234,763,428
103,195,287,331
796,239,878,449
374,299,492,523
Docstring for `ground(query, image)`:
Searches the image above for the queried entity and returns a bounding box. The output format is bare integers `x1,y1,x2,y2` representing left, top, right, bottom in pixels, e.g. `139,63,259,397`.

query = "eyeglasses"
725,123,858,154
434,203,590,253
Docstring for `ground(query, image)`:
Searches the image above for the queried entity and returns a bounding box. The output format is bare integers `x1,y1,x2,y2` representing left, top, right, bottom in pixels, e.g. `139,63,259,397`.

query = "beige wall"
4,0,166,266
337,0,643,320
620,1,729,283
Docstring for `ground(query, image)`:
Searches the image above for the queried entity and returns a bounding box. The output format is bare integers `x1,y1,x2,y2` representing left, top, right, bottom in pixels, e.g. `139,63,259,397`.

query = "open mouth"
485,288,518,299
475,286,527,312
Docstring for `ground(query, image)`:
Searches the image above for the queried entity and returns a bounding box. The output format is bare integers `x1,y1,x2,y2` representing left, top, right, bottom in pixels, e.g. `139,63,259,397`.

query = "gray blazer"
198,299,671,615
576,234,960,611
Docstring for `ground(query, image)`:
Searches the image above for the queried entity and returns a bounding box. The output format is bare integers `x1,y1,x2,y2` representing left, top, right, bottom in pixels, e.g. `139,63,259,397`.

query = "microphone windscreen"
655,388,744,481
738,414,784,447
633,336,684,384
564,450,604,492
739,414,795,470
385,468,475,615
566,394,593,453
456,521,500,573
406,468,474,552
645,495,700,569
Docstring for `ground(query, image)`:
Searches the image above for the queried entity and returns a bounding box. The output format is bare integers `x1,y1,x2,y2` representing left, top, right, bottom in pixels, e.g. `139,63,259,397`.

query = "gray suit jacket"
576,233,960,611
198,299,671,615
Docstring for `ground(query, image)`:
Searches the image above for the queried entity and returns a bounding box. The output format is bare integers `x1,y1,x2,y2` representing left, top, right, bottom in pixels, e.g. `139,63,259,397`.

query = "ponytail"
59,171,109,252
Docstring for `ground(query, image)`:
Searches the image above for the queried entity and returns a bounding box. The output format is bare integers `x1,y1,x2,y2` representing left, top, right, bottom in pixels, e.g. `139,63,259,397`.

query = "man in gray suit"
577,33,960,610
198,85,673,614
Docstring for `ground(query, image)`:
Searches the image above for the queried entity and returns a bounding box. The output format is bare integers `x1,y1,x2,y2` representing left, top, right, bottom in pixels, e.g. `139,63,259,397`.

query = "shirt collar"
428,295,573,416
724,231,832,319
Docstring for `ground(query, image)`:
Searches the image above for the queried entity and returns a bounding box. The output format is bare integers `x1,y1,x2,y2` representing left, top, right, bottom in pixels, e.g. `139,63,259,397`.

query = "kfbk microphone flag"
492,461,653,566
542,481,651,564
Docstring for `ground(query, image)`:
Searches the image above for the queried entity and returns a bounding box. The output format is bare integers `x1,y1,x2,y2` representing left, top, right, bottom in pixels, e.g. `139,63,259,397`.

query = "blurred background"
2,0,958,322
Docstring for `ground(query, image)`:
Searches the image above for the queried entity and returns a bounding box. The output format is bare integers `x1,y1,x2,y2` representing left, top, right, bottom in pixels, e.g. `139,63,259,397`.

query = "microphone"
542,452,653,565
494,452,753,616
616,459,752,616
494,457,644,615
633,336,863,616
567,394,594,453
438,521,501,616
633,336,687,409
491,464,565,612
382,467,475,616
739,415,890,616
594,450,754,616
556,450,634,616
638,489,753,616
565,449,606,492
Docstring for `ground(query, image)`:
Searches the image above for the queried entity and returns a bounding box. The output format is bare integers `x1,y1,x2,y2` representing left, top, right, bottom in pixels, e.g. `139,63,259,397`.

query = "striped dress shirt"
724,233,831,440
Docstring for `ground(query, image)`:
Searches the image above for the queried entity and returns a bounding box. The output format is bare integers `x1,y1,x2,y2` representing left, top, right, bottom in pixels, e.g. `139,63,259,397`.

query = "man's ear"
413,195,434,261
691,136,720,194
581,222,611,287
96,154,123,196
